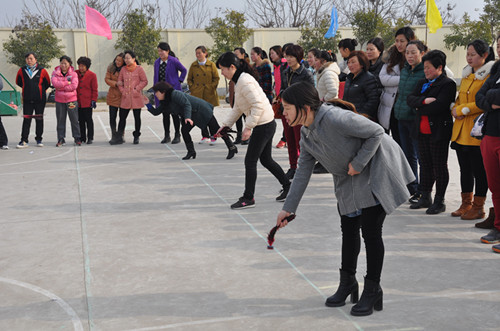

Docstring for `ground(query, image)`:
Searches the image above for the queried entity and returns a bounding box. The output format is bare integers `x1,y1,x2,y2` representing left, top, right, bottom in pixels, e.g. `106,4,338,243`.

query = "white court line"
0,148,73,167
97,115,111,141
0,276,84,331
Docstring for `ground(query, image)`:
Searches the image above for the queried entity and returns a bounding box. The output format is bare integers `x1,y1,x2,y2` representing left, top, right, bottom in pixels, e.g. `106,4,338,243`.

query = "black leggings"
340,204,386,283
109,106,119,134
243,120,288,199
163,111,180,136
456,146,488,196
118,108,141,137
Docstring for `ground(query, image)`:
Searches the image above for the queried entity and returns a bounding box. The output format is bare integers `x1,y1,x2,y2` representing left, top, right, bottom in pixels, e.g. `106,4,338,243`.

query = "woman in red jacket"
112,50,148,145
76,57,98,144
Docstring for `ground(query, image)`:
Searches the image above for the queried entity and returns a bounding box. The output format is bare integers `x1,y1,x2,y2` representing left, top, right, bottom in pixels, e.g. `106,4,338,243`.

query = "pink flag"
85,5,112,40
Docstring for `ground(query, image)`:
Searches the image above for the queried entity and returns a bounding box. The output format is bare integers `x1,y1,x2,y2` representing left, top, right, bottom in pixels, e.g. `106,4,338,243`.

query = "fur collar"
461,61,494,80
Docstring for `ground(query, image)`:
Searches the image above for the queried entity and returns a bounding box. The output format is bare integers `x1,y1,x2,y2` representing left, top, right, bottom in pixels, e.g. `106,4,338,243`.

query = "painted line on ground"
74,146,95,330
97,114,111,141
148,126,363,331
0,276,84,331
0,147,73,167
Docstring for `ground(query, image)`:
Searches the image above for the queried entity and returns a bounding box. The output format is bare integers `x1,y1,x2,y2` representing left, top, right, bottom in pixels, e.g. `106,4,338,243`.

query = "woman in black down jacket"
342,51,381,122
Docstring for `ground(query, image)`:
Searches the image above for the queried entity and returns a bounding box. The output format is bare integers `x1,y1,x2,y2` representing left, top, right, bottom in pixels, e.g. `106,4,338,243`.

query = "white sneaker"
199,137,209,144
16,141,28,149
36,140,44,147
209,137,217,145
1,145,8,150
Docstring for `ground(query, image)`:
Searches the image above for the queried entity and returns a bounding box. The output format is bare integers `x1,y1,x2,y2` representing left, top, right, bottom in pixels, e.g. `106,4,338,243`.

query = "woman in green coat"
148,81,237,160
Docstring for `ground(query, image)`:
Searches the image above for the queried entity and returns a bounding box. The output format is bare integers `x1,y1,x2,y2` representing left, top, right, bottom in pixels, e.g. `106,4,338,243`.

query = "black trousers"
78,107,94,141
456,146,488,196
21,102,45,142
163,111,180,137
0,116,8,146
418,135,450,197
181,116,221,145
109,106,119,134
118,108,141,137
340,204,386,283
243,120,288,199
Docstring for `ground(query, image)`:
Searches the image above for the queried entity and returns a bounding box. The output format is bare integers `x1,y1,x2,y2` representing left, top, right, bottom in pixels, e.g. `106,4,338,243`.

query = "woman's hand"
242,128,252,141
492,104,500,109
451,107,464,120
424,97,436,105
185,118,193,126
276,210,291,228
116,81,123,87
348,163,360,176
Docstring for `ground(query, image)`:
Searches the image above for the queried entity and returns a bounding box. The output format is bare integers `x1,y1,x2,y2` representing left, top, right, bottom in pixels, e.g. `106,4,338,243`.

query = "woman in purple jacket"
154,42,187,144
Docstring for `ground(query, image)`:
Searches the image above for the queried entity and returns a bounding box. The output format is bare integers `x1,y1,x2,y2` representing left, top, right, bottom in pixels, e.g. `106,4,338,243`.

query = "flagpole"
425,0,429,44
84,31,89,57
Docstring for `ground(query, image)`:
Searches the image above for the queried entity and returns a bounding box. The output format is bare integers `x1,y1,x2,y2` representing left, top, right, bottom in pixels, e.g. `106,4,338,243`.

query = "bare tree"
166,0,209,29
245,0,330,28
22,0,136,29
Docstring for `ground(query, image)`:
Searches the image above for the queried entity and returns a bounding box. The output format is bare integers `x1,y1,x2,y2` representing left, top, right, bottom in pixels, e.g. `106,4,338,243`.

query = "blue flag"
324,5,339,39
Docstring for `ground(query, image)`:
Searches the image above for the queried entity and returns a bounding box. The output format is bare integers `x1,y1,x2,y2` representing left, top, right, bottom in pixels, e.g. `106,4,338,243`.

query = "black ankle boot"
426,195,446,214
410,191,432,209
350,277,383,316
325,269,359,307
109,132,124,145
224,137,238,159
172,133,181,144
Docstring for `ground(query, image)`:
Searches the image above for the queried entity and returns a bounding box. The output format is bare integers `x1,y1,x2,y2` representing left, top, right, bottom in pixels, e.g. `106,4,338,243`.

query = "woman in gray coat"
276,82,414,316
149,81,237,160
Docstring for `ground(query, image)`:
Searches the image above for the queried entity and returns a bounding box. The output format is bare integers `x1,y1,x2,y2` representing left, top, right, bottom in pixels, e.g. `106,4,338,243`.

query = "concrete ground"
0,103,499,331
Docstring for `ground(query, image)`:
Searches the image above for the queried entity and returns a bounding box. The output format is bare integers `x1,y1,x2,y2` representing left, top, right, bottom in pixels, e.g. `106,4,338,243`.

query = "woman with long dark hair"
216,52,290,209
105,53,124,144
269,44,287,149
276,81,413,316
378,27,416,143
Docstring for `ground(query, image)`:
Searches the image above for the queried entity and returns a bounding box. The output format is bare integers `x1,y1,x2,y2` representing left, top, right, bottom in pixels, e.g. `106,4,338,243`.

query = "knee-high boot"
182,141,196,160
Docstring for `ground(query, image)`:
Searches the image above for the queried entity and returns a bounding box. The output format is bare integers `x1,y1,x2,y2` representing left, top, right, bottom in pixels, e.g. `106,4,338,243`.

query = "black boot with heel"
182,141,196,160
350,277,383,316
325,269,359,307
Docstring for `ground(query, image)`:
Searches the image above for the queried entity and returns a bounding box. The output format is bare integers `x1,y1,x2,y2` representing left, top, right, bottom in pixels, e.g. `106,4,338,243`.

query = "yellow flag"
426,0,443,33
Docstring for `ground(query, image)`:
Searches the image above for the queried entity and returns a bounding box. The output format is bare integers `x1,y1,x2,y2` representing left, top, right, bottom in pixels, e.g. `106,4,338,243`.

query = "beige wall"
0,25,485,96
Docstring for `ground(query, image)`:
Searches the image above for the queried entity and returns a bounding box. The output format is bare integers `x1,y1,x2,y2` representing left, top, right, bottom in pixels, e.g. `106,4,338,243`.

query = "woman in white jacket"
315,50,340,101
216,52,291,209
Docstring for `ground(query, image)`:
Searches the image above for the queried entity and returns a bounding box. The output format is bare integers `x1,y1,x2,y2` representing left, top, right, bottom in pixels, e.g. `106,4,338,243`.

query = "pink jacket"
118,65,148,109
52,65,78,103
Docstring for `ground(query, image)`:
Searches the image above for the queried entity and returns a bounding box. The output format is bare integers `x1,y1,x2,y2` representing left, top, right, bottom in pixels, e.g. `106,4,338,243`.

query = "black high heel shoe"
325,269,359,307
350,277,383,316
182,151,196,160
226,145,238,159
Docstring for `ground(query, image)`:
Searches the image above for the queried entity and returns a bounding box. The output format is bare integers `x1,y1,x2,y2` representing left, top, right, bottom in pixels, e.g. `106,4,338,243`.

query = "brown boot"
461,196,486,220
475,207,495,229
451,192,473,217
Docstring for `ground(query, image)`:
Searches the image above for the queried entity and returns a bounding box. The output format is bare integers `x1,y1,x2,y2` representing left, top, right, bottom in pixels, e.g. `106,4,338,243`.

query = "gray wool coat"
283,103,415,216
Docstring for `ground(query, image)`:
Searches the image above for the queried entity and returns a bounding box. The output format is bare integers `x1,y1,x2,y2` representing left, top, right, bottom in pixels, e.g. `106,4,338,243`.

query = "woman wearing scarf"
407,50,456,214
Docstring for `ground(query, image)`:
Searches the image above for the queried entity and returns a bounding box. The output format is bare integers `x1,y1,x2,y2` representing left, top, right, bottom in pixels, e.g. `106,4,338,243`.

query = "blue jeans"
398,120,419,194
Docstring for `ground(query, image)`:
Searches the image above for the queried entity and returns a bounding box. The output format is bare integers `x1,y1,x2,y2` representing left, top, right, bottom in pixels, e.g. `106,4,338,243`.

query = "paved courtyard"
0,103,499,330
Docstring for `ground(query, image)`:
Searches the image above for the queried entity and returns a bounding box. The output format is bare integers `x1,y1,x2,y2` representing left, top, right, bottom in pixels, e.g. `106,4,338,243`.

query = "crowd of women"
3,29,500,316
